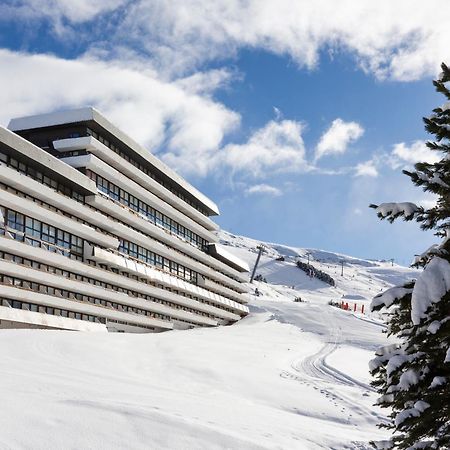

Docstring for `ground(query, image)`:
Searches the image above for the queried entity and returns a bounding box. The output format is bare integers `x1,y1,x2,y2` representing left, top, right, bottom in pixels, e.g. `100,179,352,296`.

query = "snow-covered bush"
369,63,450,450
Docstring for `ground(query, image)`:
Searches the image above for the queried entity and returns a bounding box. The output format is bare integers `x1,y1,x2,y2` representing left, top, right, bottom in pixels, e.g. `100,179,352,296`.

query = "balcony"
88,246,249,315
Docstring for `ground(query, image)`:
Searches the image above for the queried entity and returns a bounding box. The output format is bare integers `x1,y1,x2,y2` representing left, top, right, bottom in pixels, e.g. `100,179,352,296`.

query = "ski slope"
220,230,418,307
0,231,419,449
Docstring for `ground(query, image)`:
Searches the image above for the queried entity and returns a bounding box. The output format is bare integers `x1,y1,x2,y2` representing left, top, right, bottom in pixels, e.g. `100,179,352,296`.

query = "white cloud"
0,49,238,178
417,198,437,209
390,140,441,168
0,49,368,184
175,68,236,96
351,140,441,181
0,49,317,182
0,0,127,35
245,184,282,196
119,1,450,80
3,1,449,81
166,118,309,178
354,160,378,178
220,119,309,177
315,118,364,161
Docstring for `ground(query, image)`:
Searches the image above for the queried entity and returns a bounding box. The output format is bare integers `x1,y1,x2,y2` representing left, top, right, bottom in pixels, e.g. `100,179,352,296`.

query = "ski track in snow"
293,307,375,391
272,303,382,426
225,224,415,443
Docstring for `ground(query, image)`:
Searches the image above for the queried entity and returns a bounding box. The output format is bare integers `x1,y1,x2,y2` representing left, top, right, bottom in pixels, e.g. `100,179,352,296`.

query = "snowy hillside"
0,231,419,450
218,230,418,307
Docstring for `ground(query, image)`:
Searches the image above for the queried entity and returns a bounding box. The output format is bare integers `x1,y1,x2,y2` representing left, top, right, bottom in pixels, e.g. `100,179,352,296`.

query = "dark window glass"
7,210,24,232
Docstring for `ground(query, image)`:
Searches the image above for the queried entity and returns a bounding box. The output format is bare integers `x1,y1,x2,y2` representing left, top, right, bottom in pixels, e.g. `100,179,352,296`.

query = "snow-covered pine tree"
369,62,450,450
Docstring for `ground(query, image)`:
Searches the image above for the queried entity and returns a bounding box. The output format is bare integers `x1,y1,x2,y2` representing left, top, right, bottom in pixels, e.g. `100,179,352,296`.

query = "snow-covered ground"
0,231,419,449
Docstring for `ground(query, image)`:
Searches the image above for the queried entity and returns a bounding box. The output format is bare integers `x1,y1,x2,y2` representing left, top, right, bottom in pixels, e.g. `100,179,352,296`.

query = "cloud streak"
0,49,239,177
245,184,283,196
390,140,441,168
126,0,450,81
315,118,364,161
5,0,448,81
354,160,378,178
0,49,367,185
220,119,309,177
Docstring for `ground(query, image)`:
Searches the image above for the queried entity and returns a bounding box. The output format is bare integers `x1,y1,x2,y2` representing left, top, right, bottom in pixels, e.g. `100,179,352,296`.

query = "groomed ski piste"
0,230,419,450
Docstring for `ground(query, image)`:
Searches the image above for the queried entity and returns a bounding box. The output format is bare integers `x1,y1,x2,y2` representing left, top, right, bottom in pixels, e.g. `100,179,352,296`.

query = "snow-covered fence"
296,261,336,286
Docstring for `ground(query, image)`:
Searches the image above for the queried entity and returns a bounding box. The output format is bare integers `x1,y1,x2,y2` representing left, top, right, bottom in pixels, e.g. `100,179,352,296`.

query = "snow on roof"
8,108,96,132
8,107,220,217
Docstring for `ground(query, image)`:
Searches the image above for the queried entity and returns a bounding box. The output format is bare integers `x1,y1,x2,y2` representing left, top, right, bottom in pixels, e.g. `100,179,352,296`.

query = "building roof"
0,126,97,196
8,107,220,217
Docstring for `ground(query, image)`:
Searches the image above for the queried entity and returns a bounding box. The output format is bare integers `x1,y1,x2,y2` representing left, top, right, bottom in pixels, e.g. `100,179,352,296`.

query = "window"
71,235,83,256
154,254,163,269
42,223,56,244
89,170,205,248
7,210,24,232
3,207,85,260
25,217,41,239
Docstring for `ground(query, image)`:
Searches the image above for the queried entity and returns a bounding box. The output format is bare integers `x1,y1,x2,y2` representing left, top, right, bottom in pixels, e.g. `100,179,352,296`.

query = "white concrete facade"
8,107,219,215
54,136,219,231
0,107,250,333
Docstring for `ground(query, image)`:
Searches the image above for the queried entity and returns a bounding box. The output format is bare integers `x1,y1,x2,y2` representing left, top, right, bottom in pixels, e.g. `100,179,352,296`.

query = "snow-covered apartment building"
0,108,250,332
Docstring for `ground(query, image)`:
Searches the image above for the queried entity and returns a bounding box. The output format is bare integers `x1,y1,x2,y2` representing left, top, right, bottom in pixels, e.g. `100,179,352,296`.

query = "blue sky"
0,1,448,264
